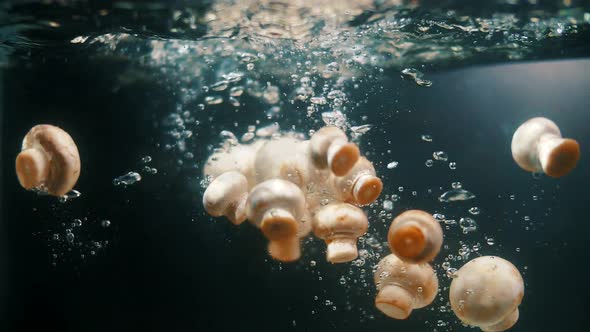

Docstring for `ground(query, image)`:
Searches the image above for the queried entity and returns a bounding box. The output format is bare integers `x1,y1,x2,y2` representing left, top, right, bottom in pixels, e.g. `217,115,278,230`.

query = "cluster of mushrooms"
15,117,580,331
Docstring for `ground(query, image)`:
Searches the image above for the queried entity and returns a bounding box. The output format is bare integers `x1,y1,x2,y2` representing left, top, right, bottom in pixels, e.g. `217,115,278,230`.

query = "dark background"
1,52,589,331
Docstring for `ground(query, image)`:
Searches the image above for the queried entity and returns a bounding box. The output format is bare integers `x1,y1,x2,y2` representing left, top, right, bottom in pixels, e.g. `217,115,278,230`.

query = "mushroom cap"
202,171,248,224
374,254,438,310
16,124,80,196
450,256,524,328
388,210,443,263
246,179,306,226
511,117,560,173
311,203,368,239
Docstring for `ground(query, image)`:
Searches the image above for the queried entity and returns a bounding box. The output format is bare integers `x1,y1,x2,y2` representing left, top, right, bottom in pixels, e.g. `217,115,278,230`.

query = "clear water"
1,1,589,331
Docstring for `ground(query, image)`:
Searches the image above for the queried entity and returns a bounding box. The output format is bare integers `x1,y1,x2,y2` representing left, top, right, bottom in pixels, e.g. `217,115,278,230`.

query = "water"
0,1,589,331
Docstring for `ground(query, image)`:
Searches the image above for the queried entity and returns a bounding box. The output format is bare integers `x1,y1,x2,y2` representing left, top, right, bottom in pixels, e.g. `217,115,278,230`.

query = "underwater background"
1,0,590,331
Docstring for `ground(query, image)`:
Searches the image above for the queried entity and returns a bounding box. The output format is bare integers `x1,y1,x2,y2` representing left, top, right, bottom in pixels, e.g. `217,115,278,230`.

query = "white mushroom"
309,126,360,176
330,157,382,206
312,203,368,263
246,179,306,262
511,117,580,178
450,256,524,331
374,254,438,320
388,210,443,263
202,171,249,225
16,124,80,196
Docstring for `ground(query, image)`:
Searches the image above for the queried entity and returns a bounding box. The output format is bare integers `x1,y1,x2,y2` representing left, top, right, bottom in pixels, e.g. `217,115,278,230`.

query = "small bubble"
449,162,457,170
387,161,399,169
383,200,393,211
459,217,478,234
113,172,142,186
141,156,152,163
65,232,75,244
433,151,449,161
446,268,458,278
486,237,495,245
425,159,434,167
101,220,111,228
310,260,316,267
468,207,480,215
421,134,433,142
451,182,462,189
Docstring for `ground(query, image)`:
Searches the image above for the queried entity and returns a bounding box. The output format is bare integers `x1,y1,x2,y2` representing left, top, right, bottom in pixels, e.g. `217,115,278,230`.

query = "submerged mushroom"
450,256,524,331
202,171,249,225
388,209,443,264
374,254,438,320
312,203,368,263
511,117,580,178
15,124,80,196
309,126,360,176
246,179,306,262
331,157,383,206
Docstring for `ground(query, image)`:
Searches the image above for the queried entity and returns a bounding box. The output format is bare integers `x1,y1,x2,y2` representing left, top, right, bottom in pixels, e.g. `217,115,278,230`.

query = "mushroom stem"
375,284,414,320
268,237,301,262
537,134,580,178
481,309,519,332
326,237,358,263
260,208,301,262
15,148,50,190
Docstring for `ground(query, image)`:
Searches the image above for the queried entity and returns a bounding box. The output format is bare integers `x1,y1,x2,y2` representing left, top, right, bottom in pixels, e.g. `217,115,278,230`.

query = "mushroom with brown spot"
15,124,81,196
374,254,438,320
388,209,443,264
450,256,524,331
312,203,368,263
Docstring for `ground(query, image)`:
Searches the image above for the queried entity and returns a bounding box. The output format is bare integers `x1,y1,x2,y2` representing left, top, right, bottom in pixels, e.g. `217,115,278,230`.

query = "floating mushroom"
15,124,81,196
312,203,368,263
388,209,443,264
511,117,580,177
246,179,306,262
374,254,438,320
450,256,524,331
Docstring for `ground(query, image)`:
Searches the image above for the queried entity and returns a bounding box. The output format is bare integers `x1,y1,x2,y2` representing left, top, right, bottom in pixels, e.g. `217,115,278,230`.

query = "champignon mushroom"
202,171,249,225
246,179,306,262
374,254,438,320
15,124,80,196
309,126,360,176
511,117,580,178
331,157,383,206
388,210,443,264
450,256,524,331
312,203,368,263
